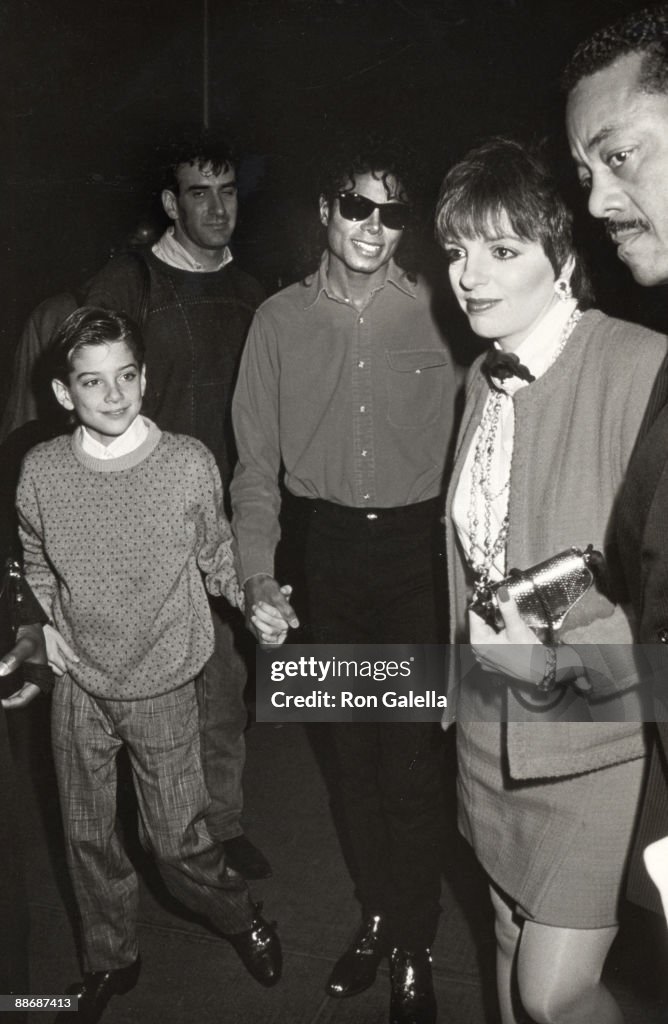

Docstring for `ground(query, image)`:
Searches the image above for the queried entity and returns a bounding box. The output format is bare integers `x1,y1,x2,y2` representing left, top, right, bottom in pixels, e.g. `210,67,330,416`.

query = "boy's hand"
44,624,80,676
251,586,293,647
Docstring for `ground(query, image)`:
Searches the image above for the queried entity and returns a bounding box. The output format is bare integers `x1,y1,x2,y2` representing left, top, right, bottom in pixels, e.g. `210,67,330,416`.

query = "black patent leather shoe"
326,913,389,998
226,905,282,986
389,948,437,1024
222,834,273,879
55,957,141,1023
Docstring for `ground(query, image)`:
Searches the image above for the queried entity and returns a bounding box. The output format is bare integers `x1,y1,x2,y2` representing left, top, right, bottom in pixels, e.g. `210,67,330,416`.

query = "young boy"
16,307,285,1024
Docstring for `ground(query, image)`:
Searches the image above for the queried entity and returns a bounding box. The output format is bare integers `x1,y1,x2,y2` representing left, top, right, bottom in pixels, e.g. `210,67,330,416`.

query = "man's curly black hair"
292,132,427,279
317,135,416,206
159,129,236,195
562,3,668,94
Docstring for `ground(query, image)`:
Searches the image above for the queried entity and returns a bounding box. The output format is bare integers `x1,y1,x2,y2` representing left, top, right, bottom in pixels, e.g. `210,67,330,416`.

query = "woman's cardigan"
445,309,667,780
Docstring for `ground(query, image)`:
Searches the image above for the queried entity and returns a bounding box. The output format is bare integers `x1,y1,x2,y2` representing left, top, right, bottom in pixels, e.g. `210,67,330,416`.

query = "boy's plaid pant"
51,674,255,972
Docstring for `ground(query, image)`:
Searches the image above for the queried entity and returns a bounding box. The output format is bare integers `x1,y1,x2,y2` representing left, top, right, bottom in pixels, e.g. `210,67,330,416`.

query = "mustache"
605,218,650,240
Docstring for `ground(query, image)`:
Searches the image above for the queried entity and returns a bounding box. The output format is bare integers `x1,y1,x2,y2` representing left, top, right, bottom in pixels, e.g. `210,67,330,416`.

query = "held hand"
252,585,293,646
1,682,41,709
44,624,80,677
469,588,545,685
0,627,42,675
244,575,299,642
0,624,49,709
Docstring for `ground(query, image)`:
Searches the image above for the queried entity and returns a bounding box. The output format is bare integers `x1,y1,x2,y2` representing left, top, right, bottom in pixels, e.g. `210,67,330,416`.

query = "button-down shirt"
231,255,459,581
152,227,233,273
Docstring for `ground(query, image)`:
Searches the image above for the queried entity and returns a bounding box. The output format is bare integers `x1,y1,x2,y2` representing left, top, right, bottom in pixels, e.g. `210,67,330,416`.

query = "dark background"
3,0,667,405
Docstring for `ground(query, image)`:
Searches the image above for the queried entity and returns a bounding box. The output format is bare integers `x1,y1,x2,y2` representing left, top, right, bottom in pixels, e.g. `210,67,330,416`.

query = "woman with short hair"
435,137,666,1024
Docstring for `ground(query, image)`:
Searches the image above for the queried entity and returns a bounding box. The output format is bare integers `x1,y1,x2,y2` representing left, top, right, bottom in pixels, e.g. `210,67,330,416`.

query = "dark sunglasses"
336,192,409,231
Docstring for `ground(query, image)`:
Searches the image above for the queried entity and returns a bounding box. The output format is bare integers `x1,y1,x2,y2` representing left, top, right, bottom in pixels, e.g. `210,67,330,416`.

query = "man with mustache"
565,3,668,915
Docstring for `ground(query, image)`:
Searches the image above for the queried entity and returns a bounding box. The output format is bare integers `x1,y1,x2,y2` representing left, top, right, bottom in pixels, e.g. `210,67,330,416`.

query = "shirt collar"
492,297,579,395
152,226,233,273
79,415,149,460
303,252,417,310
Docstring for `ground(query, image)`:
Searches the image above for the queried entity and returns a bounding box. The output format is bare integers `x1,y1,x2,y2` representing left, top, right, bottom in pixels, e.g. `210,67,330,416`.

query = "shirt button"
361,449,368,456
363,493,370,501
360,405,366,412
359,316,364,324
358,360,365,368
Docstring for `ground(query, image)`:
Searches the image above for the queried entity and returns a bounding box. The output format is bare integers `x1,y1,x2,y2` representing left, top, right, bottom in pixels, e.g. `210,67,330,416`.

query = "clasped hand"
245,576,299,646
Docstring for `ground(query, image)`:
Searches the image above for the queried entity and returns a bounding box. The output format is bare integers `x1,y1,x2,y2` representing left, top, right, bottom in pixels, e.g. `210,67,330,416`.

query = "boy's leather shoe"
222,834,272,879
55,956,141,1023
326,913,389,998
226,907,282,986
389,948,436,1024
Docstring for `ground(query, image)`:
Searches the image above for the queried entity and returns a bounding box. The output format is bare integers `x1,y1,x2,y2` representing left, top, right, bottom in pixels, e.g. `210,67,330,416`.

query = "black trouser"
280,493,446,949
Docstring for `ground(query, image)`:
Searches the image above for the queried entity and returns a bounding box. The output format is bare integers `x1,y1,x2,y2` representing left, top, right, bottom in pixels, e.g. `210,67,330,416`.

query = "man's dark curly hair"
160,130,236,195
318,142,413,206
292,133,425,278
562,4,668,94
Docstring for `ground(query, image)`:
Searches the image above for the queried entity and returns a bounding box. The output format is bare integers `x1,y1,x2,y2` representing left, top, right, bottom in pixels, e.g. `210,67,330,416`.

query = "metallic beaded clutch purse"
469,545,604,635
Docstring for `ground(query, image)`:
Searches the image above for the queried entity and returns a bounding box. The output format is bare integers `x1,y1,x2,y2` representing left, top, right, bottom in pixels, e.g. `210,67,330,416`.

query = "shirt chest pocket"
385,349,449,428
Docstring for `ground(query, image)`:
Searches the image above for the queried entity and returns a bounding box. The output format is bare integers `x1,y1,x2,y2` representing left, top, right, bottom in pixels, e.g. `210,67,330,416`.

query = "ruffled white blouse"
452,297,578,581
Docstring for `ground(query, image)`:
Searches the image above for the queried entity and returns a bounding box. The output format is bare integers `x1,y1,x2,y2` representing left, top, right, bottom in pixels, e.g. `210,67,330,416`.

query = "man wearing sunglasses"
231,146,460,1024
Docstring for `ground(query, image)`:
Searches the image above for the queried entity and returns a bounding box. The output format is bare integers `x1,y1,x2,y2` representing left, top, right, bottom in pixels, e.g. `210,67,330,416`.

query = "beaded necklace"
467,306,582,598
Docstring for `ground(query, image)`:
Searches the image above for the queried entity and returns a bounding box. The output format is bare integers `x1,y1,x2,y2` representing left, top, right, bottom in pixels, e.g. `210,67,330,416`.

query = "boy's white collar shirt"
152,227,233,273
80,415,149,460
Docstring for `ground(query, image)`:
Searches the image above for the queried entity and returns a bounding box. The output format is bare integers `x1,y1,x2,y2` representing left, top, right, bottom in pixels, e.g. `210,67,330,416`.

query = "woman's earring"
554,278,573,301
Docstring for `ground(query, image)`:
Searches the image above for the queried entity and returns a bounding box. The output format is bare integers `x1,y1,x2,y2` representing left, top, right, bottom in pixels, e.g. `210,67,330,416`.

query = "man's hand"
44,623,80,676
244,575,299,642
251,585,294,646
0,623,48,709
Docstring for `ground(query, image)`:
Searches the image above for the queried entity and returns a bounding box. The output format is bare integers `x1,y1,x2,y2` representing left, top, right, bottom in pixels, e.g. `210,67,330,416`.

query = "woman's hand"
469,588,546,685
469,587,590,694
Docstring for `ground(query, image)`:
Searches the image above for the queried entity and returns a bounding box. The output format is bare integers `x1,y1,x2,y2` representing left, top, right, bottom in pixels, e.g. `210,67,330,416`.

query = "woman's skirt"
457,719,646,927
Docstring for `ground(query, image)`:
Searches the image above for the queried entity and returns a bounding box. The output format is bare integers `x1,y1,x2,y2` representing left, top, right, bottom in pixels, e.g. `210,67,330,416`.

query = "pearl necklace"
467,306,582,595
